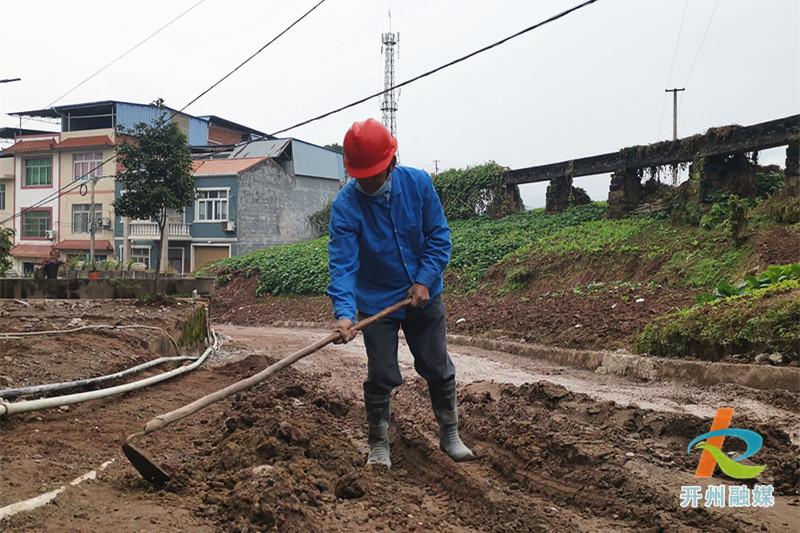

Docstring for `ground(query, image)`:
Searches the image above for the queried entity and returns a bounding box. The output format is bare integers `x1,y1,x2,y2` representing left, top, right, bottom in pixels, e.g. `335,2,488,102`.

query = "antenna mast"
380,11,399,140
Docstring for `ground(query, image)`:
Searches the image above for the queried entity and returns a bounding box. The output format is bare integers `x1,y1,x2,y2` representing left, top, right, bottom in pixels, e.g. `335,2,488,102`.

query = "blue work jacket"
327,166,451,321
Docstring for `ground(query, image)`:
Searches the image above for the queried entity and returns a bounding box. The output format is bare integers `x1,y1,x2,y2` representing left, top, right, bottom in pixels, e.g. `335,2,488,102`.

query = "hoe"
123,299,410,485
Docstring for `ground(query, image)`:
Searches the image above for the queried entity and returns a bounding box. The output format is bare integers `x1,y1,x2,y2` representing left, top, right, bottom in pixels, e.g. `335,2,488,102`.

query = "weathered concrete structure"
785,140,800,197
505,114,800,216
236,158,341,255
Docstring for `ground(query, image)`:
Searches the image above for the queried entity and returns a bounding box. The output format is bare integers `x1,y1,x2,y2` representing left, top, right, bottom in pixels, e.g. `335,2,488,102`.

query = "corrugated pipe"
0,332,220,417
0,324,182,356
0,355,199,399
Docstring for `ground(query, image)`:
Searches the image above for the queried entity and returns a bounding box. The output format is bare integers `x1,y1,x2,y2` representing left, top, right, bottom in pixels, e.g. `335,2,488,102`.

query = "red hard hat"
343,118,398,178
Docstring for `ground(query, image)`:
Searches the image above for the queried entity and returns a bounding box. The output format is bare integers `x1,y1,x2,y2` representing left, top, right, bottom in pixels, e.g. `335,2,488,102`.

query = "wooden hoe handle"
141,298,412,434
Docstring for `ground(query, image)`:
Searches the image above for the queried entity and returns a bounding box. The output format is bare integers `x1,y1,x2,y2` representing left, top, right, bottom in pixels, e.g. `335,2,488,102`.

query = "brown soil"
211,275,332,326
211,274,696,352
446,285,696,350
2,309,798,532
164,368,799,532
756,226,800,267
0,299,201,388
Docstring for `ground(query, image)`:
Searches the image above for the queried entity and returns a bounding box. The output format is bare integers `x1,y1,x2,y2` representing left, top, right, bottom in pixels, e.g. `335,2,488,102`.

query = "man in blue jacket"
327,118,474,468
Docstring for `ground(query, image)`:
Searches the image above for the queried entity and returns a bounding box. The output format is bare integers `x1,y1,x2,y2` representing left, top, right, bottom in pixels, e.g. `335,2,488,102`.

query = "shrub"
308,201,332,236
432,162,522,220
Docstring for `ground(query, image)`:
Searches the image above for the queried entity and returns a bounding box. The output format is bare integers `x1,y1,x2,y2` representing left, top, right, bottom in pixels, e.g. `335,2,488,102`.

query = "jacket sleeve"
413,174,451,289
326,199,359,321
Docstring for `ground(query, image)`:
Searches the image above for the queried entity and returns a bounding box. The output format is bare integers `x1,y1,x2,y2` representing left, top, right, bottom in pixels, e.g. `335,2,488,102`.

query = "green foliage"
636,281,800,361
206,203,607,296
432,162,521,220
0,227,13,275
114,99,195,259
757,195,800,224
696,263,800,303
323,143,344,154
178,306,208,348
699,198,730,230
448,203,606,291
308,201,332,236
208,237,329,295
523,218,650,256
726,195,748,244
755,167,784,198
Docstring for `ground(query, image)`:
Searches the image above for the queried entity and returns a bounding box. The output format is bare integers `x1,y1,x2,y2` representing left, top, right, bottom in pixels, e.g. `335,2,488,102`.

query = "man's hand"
334,318,356,344
408,283,430,308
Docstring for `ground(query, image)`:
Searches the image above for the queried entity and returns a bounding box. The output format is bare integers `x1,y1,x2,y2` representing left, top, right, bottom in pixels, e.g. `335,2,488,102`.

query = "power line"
657,0,689,139
45,0,208,109
174,0,328,117
3,0,597,226
683,0,721,86
0,0,328,227
664,0,689,86
267,0,600,136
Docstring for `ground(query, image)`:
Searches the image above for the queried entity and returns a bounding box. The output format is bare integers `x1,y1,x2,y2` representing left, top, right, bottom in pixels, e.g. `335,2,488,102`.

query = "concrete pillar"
607,168,641,218
784,140,800,196
546,175,572,214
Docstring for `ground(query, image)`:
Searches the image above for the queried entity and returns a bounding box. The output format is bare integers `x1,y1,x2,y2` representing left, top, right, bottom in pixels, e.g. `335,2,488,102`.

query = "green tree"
114,99,195,273
324,143,343,154
0,227,13,275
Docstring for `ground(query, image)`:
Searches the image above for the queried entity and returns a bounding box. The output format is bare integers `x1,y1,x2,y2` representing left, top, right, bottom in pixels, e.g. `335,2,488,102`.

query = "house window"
0,183,5,210
21,209,51,238
131,247,151,269
73,152,103,180
25,158,52,187
72,204,103,233
196,189,228,221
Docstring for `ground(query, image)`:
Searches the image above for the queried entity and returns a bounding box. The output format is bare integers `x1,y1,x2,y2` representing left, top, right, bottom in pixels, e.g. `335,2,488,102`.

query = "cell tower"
380,11,399,139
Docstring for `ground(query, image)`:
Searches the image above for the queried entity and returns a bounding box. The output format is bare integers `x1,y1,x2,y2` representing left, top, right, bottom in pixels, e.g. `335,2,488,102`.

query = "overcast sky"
1,0,797,207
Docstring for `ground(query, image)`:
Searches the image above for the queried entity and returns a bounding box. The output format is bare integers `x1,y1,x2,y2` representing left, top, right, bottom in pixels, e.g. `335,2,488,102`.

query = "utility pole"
433,159,440,175
665,88,685,186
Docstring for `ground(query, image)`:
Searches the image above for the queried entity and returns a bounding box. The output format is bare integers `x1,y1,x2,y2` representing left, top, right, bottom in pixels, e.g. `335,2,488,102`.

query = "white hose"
0,355,199,399
0,331,220,417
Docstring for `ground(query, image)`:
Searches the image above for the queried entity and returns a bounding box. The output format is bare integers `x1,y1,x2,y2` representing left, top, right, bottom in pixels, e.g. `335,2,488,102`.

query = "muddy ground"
1,307,798,532
209,275,700,353
0,299,202,388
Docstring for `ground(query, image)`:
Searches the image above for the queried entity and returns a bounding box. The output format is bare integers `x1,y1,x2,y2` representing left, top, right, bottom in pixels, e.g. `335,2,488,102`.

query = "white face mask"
357,174,392,198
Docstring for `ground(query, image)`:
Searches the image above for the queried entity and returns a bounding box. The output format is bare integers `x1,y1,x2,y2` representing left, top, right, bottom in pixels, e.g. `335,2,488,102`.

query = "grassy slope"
203,201,800,358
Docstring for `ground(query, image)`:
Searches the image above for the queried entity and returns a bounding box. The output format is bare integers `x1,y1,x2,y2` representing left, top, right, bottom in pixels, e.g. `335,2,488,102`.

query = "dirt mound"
161,358,797,532
211,275,331,326
211,273,696,352
447,284,695,350
0,299,201,388
756,226,800,267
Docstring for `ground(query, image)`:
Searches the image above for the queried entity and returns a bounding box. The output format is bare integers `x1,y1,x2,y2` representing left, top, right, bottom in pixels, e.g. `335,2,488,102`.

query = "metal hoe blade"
122,434,170,486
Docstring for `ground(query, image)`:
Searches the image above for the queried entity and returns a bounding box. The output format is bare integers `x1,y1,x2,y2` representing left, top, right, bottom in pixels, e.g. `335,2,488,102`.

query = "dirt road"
1,323,797,531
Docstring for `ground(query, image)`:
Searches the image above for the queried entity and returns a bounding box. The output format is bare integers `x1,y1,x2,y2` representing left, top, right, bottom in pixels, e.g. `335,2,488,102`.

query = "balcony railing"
129,221,191,239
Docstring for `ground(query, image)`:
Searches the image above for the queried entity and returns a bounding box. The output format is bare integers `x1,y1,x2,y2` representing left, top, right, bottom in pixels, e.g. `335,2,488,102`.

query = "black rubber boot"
364,391,392,468
429,379,475,461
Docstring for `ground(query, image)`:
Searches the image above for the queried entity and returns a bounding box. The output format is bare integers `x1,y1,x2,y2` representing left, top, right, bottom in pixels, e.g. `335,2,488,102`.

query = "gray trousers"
359,295,456,395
